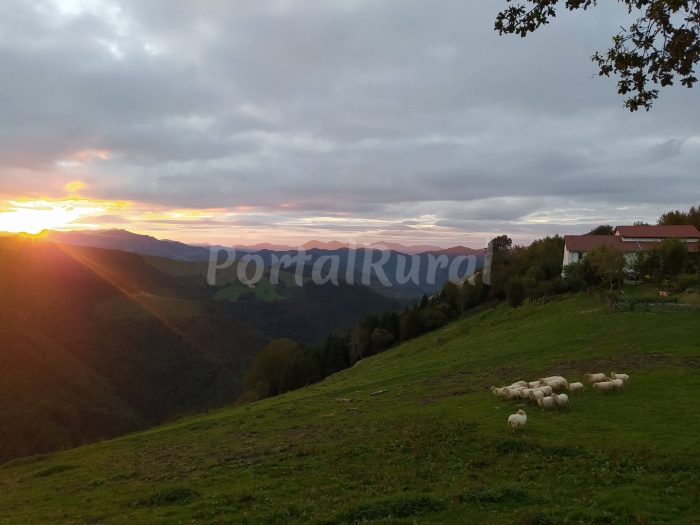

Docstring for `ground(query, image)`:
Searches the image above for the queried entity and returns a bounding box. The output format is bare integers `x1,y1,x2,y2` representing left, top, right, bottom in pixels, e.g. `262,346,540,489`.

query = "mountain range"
32,229,484,298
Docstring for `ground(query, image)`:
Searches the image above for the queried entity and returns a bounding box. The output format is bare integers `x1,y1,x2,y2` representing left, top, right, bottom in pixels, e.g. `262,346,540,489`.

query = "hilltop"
1,294,698,524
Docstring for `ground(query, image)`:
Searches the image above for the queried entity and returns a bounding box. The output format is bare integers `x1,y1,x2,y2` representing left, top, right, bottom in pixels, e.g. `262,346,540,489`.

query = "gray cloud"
1,0,699,246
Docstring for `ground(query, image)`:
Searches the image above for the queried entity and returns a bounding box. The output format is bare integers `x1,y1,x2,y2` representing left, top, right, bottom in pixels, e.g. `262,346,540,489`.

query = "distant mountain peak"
302,240,349,250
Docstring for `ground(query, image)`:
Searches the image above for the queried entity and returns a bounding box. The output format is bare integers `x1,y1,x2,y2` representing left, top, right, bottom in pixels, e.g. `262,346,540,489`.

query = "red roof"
614,225,700,239
565,234,698,253
565,235,626,252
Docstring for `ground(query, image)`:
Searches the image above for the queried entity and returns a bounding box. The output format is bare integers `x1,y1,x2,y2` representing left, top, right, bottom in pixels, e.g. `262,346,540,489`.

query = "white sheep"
537,396,556,410
505,387,524,399
529,389,545,401
610,378,624,390
528,380,541,388
553,393,569,408
584,373,606,384
491,386,508,400
540,378,566,390
519,388,533,401
508,381,528,389
507,409,527,433
536,385,553,396
592,381,615,393
610,372,630,385
541,375,567,383
565,381,585,393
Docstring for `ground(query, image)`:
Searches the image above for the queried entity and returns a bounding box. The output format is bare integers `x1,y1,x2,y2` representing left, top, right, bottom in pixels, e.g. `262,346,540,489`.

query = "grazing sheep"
505,387,524,399
592,381,615,393
508,381,528,389
537,395,556,410
529,389,545,401
507,409,527,433
611,372,630,385
553,393,569,408
536,385,553,396
584,373,607,384
519,388,533,401
609,378,624,390
491,386,508,400
541,375,567,383
540,378,566,390
528,380,541,388
565,381,585,393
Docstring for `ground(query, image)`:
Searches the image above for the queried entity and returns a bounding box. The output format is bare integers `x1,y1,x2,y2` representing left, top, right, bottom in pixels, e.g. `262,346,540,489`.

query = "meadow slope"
1,294,699,524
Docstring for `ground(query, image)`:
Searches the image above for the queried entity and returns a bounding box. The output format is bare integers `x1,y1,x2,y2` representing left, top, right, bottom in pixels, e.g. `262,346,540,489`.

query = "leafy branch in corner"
495,0,700,110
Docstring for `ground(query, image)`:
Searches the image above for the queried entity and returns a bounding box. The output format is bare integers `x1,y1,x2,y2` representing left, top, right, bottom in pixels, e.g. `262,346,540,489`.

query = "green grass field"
213,280,286,302
1,294,699,524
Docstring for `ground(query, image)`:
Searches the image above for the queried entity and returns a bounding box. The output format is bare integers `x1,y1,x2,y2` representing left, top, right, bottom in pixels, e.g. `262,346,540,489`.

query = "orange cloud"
65,180,85,192
74,149,110,161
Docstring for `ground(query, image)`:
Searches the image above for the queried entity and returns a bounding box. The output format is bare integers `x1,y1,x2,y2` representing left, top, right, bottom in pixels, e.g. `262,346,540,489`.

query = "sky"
1,0,699,248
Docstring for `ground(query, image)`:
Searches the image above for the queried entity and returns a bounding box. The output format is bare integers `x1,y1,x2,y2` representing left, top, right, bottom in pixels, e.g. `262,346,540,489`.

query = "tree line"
239,204,700,403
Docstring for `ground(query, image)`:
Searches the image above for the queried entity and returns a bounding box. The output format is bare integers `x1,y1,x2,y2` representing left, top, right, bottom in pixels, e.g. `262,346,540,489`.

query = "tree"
242,339,301,400
491,235,513,254
586,245,627,289
659,237,691,276
587,224,614,236
279,353,322,394
562,258,600,289
349,324,370,363
658,205,700,229
658,210,689,225
495,1,700,111
505,276,527,314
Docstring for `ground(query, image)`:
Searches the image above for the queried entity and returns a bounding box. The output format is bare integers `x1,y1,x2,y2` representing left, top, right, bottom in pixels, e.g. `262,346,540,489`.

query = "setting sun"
0,199,113,235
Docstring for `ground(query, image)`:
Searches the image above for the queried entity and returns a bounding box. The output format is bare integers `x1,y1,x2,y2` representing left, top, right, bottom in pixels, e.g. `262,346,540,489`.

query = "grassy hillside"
1,294,698,524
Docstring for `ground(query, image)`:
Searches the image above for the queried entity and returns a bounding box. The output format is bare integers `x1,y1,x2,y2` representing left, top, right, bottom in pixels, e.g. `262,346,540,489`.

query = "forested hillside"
0,238,396,462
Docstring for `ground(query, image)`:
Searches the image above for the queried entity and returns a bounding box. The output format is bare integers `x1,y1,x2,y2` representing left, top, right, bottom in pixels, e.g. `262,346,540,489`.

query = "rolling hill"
1,294,698,524
0,237,397,462
34,229,485,299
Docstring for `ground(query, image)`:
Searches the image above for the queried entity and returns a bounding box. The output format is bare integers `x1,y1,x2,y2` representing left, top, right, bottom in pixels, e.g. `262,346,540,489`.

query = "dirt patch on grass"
540,352,681,377
420,388,473,405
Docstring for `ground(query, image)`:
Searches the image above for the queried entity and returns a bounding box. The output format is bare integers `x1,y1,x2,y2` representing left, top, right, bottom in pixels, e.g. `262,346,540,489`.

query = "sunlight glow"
65,180,85,192
0,198,122,235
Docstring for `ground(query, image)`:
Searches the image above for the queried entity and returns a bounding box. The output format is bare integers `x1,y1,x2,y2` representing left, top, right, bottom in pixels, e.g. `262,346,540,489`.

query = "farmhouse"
562,225,700,268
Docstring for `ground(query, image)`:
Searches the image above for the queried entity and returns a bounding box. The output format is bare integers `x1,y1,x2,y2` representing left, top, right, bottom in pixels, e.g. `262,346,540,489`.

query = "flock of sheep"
491,372,631,433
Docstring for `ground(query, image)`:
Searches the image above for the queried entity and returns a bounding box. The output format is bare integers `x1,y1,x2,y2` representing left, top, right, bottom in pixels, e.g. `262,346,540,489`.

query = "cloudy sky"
1,0,698,247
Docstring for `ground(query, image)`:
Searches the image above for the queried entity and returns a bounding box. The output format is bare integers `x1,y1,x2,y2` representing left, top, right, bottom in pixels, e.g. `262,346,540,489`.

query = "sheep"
537,395,556,410
536,385,553,396
610,378,624,390
529,389,545,401
592,381,615,394
565,381,585,393
519,388,533,401
584,373,607,384
539,377,566,390
508,381,528,389
552,393,569,408
528,380,541,388
507,409,527,433
491,386,508,400
541,375,567,383
505,386,526,399
611,372,630,385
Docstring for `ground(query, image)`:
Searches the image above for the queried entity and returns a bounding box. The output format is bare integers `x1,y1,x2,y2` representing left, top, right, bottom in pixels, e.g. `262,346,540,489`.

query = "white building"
563,225,700,268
